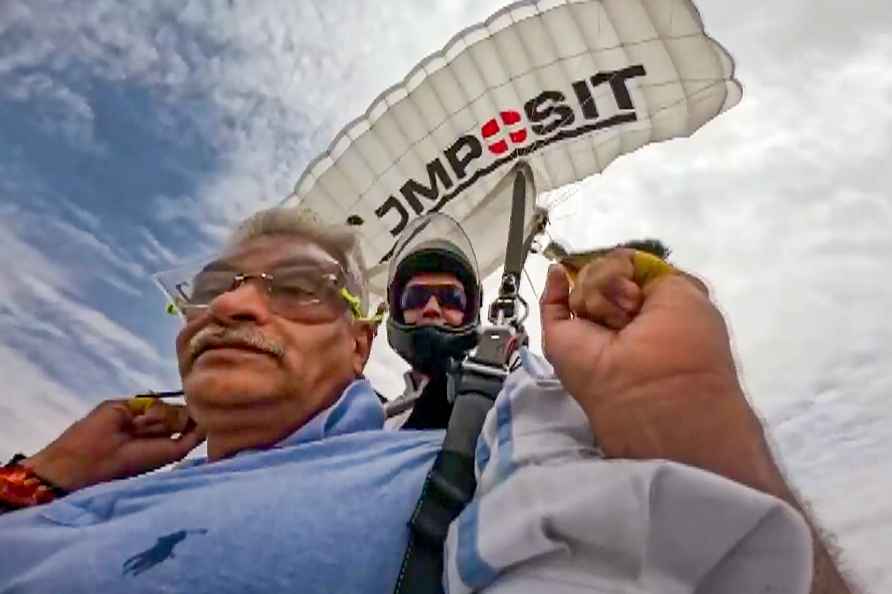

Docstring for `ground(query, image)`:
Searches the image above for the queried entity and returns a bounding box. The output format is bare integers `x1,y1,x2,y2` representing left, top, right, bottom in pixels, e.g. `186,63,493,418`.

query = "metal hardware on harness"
488,274,519,326
459,360,508,379
475,326,516,367
446,325,520,405
487,274,529,329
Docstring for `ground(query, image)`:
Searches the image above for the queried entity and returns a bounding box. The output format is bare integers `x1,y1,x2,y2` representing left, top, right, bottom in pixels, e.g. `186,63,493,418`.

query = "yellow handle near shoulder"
631,250,675,287
557,249,675,288
126,396,159,415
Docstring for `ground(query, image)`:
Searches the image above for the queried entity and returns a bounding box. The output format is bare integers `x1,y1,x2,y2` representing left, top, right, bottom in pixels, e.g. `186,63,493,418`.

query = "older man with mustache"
0,207,429,593
3,208,376,491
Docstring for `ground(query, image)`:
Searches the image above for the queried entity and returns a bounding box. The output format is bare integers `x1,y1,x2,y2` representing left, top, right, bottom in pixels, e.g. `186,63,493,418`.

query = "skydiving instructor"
383,213,484,429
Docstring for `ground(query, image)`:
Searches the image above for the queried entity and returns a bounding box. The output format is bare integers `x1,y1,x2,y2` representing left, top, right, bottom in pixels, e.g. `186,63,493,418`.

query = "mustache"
187,325,286,364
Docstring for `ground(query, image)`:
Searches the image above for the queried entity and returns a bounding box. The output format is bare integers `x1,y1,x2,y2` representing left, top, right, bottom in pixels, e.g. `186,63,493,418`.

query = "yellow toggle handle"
126,396,159,415
631,250,675,287
557,249,675,288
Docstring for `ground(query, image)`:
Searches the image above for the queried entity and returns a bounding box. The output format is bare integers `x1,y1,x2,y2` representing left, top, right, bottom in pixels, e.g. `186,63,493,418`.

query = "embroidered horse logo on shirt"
122,529,208,577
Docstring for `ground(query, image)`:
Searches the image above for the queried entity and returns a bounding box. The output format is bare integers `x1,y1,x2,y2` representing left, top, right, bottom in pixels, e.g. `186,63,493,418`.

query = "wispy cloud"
0,344,89,460
0,211,173,383
135,226,180,268
0,156,180,456
0,73,101,150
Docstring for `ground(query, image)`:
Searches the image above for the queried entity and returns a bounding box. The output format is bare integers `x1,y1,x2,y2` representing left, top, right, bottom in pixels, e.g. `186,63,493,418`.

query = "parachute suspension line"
546,210,582,224
542,180,584,213
543,225,556,248
523,266,540,304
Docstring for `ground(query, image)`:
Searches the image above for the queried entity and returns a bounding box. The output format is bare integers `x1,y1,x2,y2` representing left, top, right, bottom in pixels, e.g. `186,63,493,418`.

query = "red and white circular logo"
481,110,528,155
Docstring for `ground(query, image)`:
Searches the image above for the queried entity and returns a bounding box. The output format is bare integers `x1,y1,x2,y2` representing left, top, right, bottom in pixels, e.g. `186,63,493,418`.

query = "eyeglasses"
399,284,468,314
155,264,364,322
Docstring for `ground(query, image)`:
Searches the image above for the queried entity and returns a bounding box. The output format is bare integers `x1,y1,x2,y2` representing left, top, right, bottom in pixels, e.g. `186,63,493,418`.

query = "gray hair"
225,206,369,315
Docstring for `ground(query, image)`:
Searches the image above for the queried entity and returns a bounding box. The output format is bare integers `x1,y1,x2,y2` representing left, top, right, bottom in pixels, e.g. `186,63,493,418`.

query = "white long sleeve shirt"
445,350,813,594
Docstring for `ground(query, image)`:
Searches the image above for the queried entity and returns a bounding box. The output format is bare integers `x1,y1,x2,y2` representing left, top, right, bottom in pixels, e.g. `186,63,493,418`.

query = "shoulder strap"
393,165,532,594
392,364,505,594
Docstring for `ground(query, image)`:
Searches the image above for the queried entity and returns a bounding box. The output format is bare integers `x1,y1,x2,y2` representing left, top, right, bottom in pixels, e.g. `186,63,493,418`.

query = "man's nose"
207,281,273,324
420,295,443,318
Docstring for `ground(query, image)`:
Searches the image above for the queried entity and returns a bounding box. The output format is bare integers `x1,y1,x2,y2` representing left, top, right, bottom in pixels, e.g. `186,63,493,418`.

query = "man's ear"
351,321,376,376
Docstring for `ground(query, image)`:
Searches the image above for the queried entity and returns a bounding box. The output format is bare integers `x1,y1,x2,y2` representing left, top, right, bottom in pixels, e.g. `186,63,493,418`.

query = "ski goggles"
399,284,468,314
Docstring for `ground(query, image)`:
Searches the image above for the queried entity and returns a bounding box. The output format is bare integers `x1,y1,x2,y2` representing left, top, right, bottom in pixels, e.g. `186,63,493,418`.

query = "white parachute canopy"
284,0,741,297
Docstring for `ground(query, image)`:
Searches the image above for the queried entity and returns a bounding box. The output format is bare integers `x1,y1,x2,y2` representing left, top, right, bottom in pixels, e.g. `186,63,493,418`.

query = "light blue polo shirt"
0,379,444,594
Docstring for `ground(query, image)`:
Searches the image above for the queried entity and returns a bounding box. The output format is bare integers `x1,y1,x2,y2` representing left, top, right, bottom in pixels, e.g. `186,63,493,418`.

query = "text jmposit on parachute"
282,0,741,298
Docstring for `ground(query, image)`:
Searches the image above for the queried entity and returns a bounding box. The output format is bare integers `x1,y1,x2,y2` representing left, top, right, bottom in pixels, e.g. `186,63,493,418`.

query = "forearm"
677,423,855,594
759,471,854,594
718,424,855,594
581,379,855,594
811,538,853,594
684,422,856,594
21,449,88,492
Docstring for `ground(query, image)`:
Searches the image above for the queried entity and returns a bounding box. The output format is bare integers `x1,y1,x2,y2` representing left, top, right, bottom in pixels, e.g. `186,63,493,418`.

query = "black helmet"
386,213,482,374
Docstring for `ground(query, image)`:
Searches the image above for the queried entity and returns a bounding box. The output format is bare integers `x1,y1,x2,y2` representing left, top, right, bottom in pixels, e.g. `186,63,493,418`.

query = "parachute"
283,0,741,297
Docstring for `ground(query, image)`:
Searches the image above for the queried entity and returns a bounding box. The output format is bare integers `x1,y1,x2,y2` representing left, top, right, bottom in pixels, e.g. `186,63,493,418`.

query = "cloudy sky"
2,0,890,590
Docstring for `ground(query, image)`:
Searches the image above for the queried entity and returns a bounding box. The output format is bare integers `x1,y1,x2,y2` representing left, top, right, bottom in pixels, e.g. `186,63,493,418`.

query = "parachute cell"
284,0,741,296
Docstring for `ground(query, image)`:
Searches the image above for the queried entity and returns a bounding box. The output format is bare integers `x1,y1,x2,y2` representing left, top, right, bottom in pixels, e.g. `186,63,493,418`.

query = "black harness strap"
393,167,530,594
392,389,498,594
503,169,528,280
